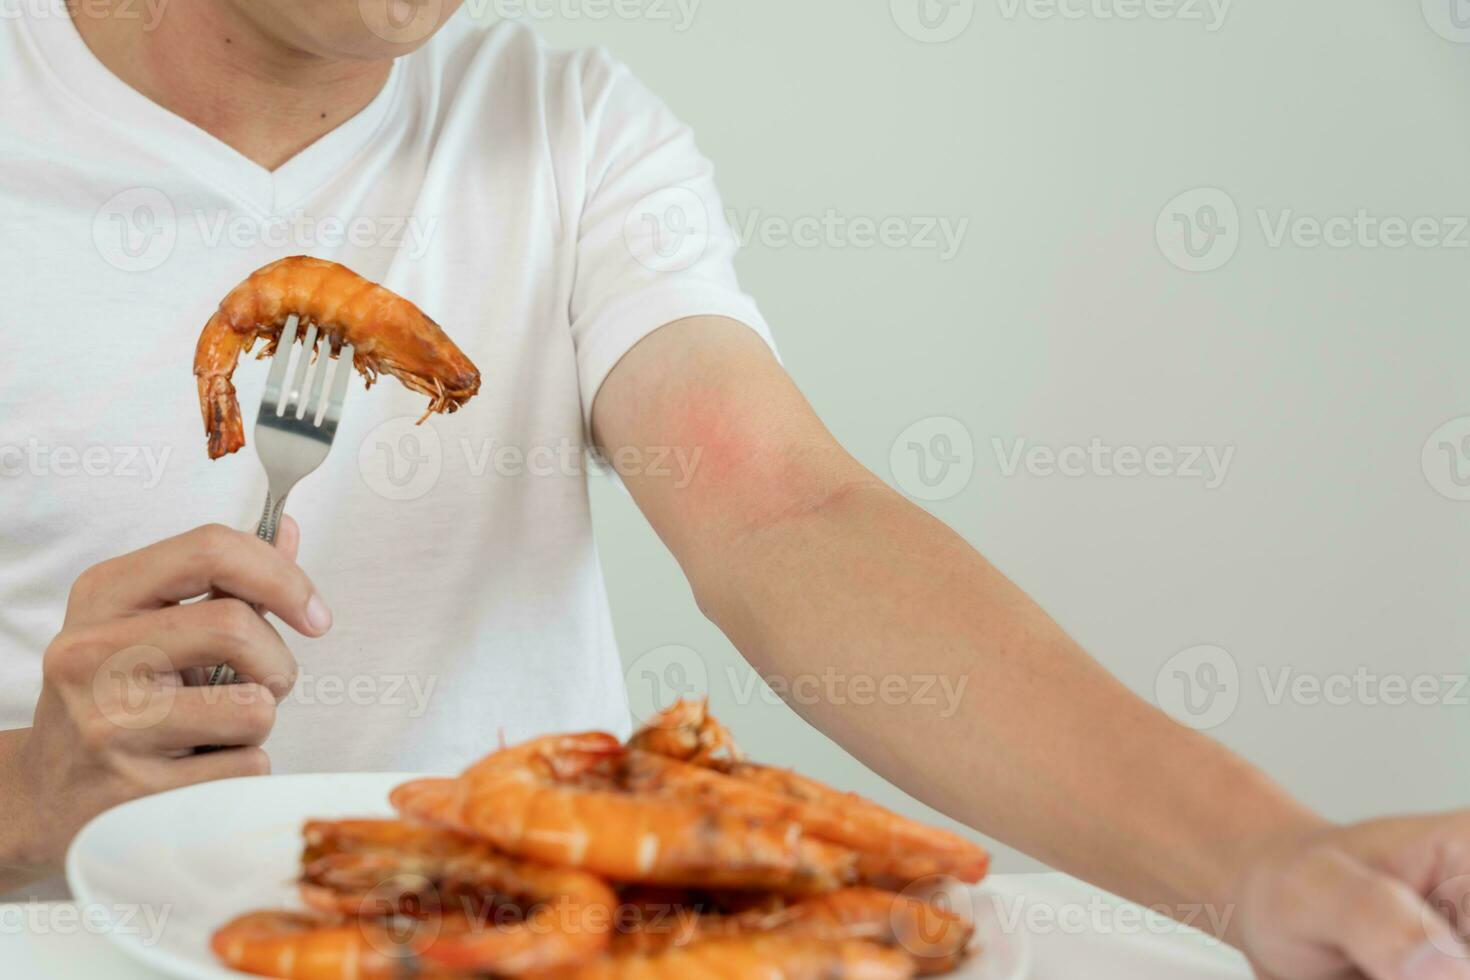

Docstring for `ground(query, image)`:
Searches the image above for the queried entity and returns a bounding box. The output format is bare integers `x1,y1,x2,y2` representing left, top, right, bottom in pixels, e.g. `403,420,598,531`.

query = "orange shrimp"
527,936,915,980
296,819,617,975
211,910,470,979
390,732,856,895
627,698,742,767
611,886,973,974
729,887,974,975
194,256,480,458
627,701,990,886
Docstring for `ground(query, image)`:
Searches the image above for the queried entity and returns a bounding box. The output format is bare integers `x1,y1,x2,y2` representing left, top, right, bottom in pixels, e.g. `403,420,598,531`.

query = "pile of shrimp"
212,701,989,979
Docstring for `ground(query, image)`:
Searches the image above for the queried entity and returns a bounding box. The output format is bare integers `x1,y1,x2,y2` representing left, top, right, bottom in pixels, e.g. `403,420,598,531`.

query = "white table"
1,873,1252,979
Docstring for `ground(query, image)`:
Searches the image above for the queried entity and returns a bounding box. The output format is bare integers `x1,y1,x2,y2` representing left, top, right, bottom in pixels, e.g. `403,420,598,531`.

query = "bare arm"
593,317,1470,978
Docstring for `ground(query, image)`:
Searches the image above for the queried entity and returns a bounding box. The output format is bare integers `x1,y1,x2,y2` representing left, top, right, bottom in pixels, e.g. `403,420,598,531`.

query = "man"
0,2,1466,977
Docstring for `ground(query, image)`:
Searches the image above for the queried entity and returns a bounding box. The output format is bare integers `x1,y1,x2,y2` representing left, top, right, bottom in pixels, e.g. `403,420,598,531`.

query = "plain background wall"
471,1,1470,873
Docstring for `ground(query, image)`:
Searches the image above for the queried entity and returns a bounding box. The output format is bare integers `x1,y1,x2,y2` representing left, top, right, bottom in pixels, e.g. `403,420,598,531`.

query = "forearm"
0,727,50,893
591,317,1323,932
691,483,1324,926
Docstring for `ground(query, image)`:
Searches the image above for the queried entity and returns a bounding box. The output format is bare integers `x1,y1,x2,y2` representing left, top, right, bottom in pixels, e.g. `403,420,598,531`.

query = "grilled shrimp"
628,701,990,886
527,936,915,980
729,888,974,975
296,819,617,974
210,909,471,979
194,256,480,458
390,732,856,894
627,698,741,767
613,887,972,974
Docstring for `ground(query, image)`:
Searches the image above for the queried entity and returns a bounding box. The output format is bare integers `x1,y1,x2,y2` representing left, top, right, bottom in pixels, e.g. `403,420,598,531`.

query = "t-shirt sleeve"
568,50,777,434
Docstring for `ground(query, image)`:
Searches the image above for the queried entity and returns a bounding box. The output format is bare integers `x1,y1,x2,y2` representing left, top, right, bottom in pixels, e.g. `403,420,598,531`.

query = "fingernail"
1402,942,1470,980
306,594,332,634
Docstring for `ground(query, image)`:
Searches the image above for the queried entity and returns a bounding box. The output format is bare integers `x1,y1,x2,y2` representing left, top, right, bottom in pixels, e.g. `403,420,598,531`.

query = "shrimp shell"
527,936,915,980
726,887,975,975
210,909,468,979
628,701,990,886
391,732,857,895
194,256,480,458
296,819,616,974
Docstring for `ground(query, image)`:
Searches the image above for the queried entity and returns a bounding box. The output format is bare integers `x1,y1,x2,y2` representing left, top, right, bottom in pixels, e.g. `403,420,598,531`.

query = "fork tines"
259,315,354,437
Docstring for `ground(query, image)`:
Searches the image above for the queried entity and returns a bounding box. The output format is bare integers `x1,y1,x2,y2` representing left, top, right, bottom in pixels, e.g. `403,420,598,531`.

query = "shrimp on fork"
194,256,481,458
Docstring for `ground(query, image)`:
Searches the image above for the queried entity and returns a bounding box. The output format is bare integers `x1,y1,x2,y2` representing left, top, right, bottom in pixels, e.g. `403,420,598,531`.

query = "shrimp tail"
194,310,253,459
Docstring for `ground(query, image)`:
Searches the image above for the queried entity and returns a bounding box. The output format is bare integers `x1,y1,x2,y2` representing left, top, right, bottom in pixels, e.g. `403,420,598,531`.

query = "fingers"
1302,848,1470,980
275,514,300,564
162,746,272,787
63,600,298,700
66,523,331,637
133,685,279,753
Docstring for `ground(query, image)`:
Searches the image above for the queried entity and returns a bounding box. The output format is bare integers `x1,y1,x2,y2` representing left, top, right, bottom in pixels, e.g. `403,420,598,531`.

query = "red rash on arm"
595,319,879,558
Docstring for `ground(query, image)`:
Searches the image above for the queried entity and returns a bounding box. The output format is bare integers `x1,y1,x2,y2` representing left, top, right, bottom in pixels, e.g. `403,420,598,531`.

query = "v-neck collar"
20,0,405,216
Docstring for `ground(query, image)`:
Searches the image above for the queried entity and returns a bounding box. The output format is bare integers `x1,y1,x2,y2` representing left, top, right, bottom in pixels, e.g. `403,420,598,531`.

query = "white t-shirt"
0,4,772,773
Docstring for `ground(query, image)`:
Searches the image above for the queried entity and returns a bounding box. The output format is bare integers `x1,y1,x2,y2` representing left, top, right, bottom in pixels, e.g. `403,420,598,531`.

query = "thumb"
1308,849,1470,980
274,514,301,563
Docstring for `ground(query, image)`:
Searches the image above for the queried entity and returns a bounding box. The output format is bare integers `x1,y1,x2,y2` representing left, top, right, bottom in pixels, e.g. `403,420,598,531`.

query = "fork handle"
255,489,288,546
205,490,289,688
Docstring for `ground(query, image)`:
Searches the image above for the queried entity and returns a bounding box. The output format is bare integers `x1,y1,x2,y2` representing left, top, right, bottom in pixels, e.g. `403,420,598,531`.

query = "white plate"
67,773,1029,979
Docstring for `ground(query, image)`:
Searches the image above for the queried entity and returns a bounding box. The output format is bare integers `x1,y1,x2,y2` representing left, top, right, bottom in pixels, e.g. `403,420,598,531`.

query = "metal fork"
206,315,354,687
